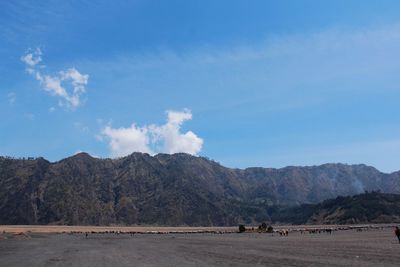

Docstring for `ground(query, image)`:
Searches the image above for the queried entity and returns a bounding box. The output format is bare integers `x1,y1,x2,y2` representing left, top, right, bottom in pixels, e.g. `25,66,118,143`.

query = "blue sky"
1,0,400,172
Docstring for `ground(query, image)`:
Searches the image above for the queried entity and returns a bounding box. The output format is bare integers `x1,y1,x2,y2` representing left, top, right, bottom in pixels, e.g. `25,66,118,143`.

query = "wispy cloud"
21,48,89,109
21,48,42,66
77,22,400,117
101,109,203,157
7,92,16,105
24,112,35,120
73,122,89,133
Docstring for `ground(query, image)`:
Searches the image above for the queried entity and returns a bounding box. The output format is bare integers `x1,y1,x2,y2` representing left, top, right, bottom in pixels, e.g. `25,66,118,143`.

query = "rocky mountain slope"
270,192,400,224
1,152,399,226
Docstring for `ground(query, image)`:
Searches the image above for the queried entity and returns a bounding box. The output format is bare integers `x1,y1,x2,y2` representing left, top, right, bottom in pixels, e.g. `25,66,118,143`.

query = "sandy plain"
1,225,400,267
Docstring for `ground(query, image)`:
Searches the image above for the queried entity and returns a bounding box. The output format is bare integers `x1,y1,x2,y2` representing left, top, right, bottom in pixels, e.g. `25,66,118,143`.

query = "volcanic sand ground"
1,227,400,267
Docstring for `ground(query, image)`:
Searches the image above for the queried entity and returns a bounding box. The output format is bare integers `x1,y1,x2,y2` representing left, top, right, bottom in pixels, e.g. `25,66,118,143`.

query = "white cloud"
149,110,203,155
102,124,152,157
21,48,42,66
60,68,88,94
101,110,203,157
41,75,68,98
21,48,89,109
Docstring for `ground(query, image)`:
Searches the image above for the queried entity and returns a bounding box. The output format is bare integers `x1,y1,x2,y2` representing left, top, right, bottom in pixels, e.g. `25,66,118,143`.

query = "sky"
1,0,400,172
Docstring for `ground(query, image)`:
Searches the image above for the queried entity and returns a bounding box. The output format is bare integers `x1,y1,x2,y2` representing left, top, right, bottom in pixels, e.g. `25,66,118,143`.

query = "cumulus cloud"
149,110,203,154
102,124,152,157
21,48,89,109
101,110,203,157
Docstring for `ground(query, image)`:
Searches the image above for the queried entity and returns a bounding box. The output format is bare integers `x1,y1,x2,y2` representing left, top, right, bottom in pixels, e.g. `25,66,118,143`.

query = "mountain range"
1,152,400,226
269,191,400,225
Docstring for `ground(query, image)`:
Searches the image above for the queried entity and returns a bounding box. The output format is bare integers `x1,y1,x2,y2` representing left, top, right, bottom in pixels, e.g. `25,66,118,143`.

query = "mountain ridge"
9,152,394,174
270,191,400,225
1,152,400,226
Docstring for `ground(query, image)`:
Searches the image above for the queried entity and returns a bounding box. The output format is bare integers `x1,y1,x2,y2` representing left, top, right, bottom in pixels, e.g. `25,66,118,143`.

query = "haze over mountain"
1,152,400,226
270,192,400,225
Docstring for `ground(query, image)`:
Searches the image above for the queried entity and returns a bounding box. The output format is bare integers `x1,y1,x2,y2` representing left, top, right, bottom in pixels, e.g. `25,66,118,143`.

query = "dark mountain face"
270,192,400,225
0,153,399,226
